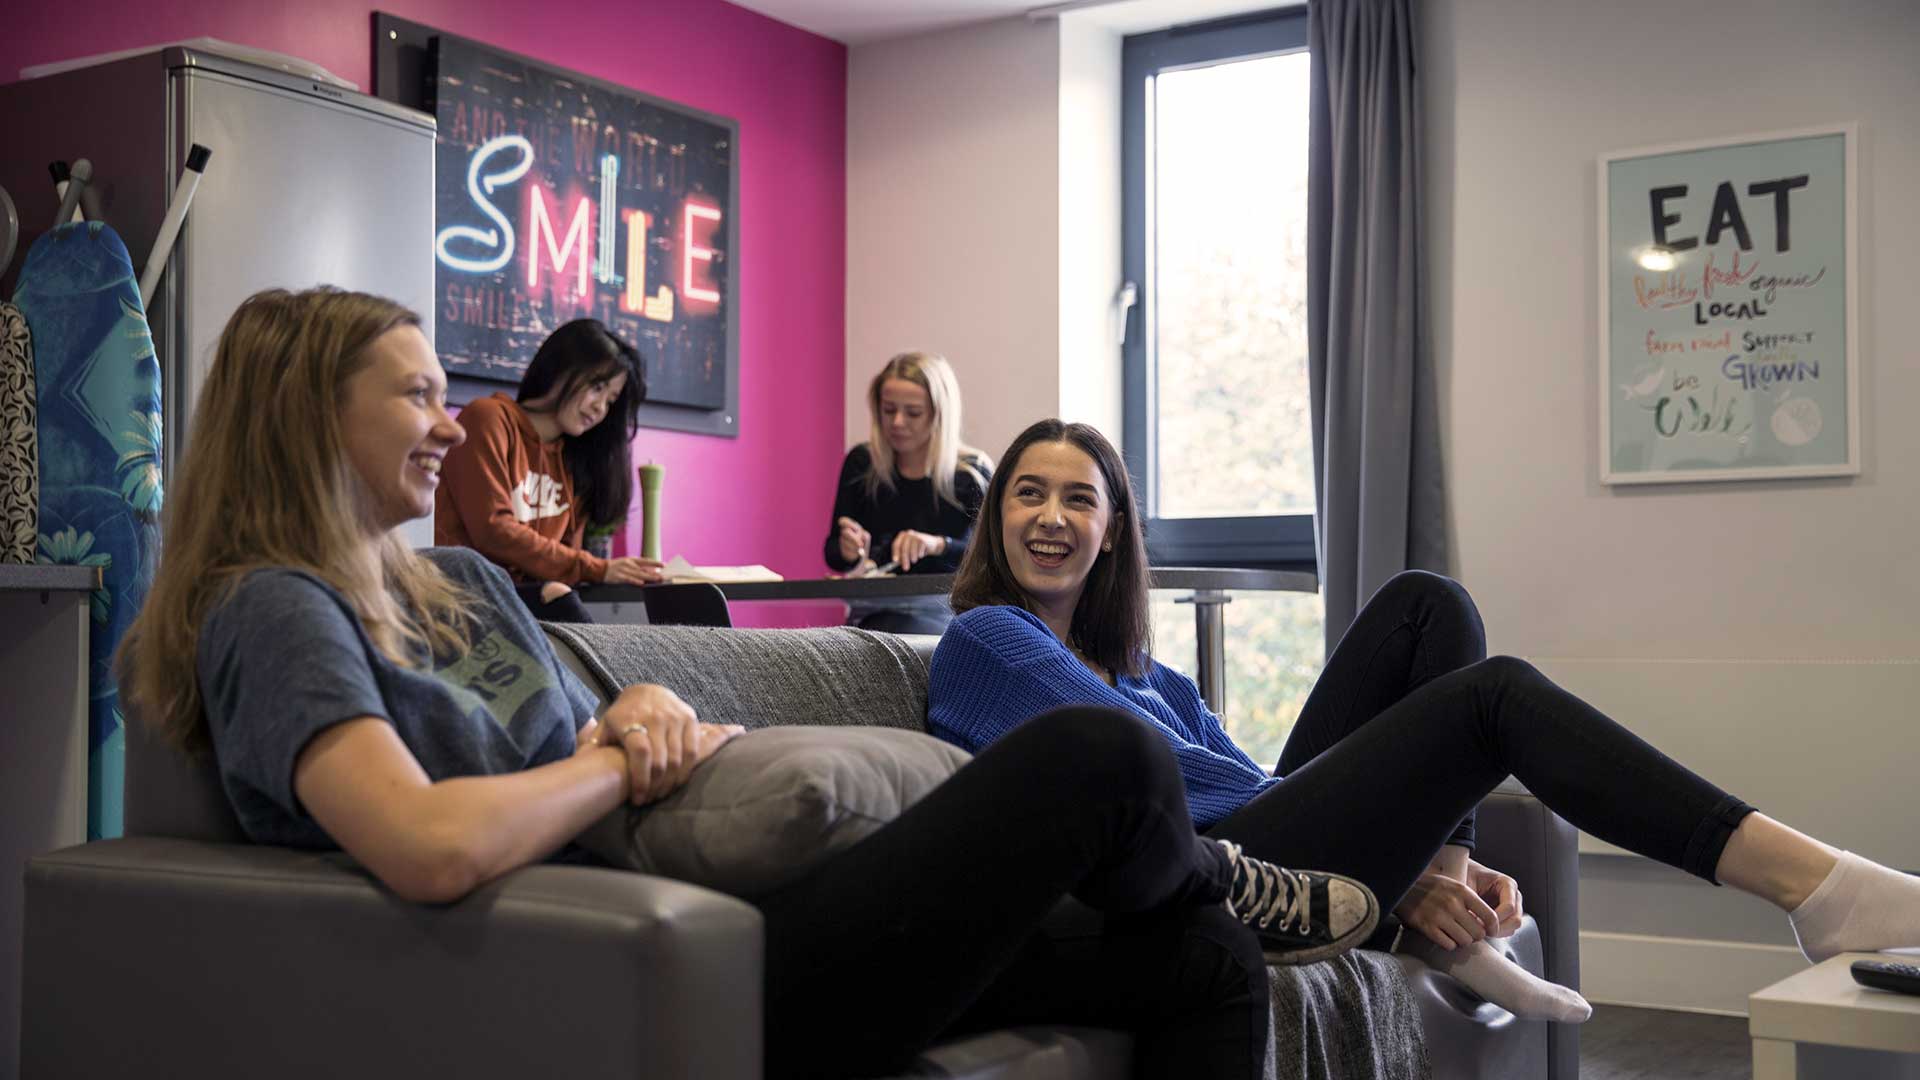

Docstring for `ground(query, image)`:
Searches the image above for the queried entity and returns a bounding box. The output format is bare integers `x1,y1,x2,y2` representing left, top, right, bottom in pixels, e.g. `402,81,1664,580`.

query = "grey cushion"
577,724,970,896
543,622,930,731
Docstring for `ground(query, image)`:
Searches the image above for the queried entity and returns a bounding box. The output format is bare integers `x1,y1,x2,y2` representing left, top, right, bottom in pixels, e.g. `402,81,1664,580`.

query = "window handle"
1115,280,1138,346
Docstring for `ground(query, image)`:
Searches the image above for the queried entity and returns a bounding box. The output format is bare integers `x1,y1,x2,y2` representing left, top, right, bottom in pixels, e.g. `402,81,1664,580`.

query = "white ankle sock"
1396,934,1592,1023
1789,850,1920,964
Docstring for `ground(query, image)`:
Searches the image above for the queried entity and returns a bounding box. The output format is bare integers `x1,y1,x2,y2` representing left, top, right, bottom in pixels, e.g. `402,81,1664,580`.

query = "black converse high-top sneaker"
1217,839,1379,965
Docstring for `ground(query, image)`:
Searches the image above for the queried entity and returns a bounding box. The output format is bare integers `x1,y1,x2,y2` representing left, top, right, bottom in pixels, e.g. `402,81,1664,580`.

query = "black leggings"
754,708,1268,1080
514,581,593,624
853,606,953,636
1207,571,1754,923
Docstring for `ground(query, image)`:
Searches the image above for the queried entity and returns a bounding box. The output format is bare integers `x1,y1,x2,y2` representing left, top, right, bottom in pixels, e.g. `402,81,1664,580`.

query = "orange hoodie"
435,392,610,584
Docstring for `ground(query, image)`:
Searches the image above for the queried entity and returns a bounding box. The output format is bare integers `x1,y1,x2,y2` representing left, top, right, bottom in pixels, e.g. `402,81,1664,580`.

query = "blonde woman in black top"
824,351,992,634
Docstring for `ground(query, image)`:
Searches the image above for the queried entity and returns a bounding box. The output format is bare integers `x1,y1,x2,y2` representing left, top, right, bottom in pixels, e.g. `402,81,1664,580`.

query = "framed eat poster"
1598,125,1857,484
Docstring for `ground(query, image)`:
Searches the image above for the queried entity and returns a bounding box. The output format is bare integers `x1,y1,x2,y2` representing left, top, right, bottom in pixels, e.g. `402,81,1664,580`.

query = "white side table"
0,563,97,1079
1750,952,1920,1079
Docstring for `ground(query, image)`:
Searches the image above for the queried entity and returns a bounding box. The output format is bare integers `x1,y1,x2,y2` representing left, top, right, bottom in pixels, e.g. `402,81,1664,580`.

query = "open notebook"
662,555,782,584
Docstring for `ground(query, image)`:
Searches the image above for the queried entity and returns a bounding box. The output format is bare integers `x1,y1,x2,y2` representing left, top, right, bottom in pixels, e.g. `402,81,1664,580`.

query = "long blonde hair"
121,287,472,753
864,351,989,509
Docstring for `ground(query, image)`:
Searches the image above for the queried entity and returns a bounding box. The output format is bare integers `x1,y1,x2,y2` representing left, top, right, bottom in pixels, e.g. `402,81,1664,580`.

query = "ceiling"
727,0,1298,46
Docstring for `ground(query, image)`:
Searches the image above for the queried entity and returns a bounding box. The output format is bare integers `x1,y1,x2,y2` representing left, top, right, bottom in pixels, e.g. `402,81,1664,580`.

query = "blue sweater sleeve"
1146,663,1274,778
928,606,1275,828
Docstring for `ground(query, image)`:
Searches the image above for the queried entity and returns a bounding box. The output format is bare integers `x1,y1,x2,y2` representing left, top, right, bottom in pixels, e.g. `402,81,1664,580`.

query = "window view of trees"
1153,52,1314,519
1150,591,1323,767
1147,50,1321,760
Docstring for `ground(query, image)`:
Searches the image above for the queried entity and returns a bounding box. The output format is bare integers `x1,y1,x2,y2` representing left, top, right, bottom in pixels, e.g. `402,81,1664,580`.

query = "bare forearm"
298,718,634,903
420,748,629,896
1428,844,1470,880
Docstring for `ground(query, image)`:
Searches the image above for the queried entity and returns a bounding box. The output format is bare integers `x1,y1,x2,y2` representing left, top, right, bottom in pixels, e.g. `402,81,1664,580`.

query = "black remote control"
1850,959,1920,997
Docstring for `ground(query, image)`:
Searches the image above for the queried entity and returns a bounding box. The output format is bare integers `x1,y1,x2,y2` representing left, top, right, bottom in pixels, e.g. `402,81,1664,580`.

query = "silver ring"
616,723,648,741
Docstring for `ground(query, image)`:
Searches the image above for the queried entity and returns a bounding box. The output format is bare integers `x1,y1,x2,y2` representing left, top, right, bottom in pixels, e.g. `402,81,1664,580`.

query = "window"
1123,9,1322,761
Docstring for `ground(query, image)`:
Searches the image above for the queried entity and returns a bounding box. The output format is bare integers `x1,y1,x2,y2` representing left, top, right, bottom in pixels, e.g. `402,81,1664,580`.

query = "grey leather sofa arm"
22,838,763,1080
1470,788,1581,1078
1474,789,1579,991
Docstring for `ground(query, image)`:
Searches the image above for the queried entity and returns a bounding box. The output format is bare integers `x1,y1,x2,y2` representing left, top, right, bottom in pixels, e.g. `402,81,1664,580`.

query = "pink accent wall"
3,0,849,627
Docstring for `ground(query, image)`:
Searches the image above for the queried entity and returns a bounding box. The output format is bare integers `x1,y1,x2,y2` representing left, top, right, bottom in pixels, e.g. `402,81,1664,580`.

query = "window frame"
1120,8,1315,571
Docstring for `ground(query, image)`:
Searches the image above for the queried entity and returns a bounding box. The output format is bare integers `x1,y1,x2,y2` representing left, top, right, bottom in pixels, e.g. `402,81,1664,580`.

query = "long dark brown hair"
517,320,647,527
950,419,1151,677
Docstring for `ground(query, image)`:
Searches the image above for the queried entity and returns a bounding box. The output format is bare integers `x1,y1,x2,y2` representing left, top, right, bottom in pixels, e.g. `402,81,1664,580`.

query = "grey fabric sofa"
20,624,1579,1079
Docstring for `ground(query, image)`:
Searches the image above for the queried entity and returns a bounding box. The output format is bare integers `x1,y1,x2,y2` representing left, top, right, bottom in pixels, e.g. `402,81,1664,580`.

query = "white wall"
1423,0,1920,1012
846,17,1063,459
1056,18,1124,441
846,14,1125,462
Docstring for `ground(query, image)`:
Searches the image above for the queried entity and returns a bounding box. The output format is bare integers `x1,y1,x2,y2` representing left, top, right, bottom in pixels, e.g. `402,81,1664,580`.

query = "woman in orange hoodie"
436,320,663,621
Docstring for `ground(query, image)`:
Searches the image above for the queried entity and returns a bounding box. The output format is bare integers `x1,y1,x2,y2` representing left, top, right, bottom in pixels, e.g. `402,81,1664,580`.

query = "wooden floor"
1581,1004,1752,1080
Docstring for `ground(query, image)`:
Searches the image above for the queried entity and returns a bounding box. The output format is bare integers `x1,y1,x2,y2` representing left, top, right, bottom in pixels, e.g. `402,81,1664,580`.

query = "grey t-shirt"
198,546,599,849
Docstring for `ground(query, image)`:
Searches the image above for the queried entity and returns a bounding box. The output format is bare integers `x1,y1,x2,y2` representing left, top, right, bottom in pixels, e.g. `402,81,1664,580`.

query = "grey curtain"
1306,0,1446,651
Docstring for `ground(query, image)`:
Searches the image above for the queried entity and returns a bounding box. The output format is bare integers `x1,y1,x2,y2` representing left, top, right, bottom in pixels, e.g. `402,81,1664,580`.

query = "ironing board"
12,220,164,839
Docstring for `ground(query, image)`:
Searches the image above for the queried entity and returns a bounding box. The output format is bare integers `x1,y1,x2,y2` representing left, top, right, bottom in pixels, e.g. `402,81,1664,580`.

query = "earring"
1101,541,1113,552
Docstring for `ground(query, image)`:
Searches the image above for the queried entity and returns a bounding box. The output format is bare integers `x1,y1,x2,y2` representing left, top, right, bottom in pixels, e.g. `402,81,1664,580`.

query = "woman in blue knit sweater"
928,419,1920,1022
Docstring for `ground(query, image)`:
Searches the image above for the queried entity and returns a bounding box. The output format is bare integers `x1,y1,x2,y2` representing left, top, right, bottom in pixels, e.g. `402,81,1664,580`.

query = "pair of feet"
1216,841,1594,1024
1219,843,1920,1024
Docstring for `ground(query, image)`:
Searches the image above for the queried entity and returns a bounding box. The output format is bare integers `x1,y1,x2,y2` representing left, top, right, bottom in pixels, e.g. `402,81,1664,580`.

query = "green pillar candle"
638,462,665,561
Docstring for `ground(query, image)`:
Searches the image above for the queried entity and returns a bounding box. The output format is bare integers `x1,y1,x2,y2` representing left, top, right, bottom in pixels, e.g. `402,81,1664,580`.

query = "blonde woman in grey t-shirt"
119,286,1394,1079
